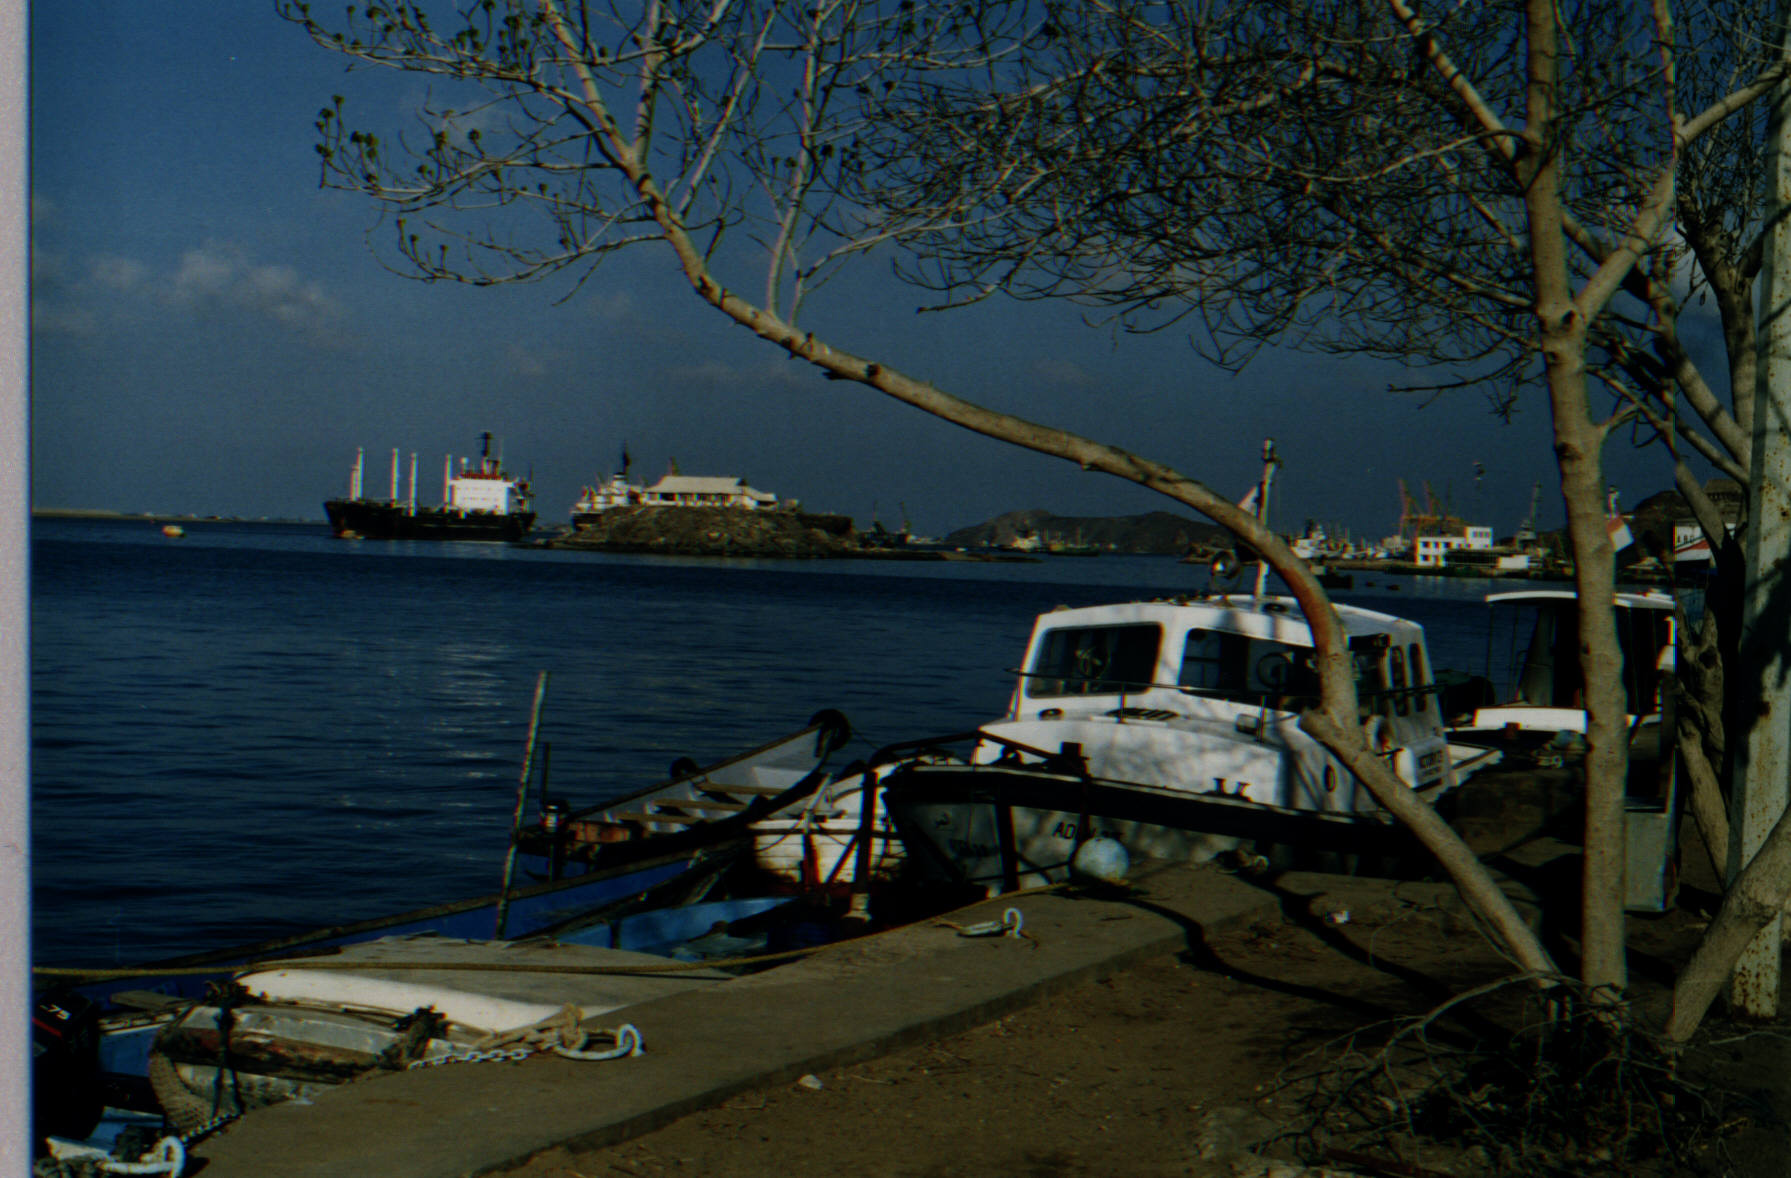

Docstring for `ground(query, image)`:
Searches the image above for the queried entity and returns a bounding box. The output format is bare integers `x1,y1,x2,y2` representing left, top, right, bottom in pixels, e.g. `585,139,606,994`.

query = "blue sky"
28,3,1681,541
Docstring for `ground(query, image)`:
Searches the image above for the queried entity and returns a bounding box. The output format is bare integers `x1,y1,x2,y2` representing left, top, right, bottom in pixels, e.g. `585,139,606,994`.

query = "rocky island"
545,502,1228,560
548,505,867,558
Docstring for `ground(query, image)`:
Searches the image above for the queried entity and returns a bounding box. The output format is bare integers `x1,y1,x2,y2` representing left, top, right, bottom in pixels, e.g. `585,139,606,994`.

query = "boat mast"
1251,438,1278,605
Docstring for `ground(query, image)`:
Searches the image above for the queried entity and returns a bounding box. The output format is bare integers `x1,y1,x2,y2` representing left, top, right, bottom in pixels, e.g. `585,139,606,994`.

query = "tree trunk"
1724,2,1791,1017
1667,802,1791,1040
1519,0,1629,1000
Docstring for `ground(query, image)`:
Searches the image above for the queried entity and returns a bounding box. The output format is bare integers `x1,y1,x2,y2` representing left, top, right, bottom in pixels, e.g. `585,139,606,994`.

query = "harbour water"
31,517,1518,967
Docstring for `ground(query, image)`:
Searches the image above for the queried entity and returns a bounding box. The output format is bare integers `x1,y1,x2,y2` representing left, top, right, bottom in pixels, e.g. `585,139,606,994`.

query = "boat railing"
1009,667,1445,721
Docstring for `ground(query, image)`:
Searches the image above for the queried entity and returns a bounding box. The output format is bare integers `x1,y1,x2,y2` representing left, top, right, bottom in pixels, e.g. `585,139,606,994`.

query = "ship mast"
1251,438,1278,606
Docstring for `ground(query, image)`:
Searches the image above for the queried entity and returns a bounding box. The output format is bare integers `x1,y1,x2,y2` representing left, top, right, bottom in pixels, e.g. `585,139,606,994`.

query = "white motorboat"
1450,588,1676,742
1444,588,1682,913
879,594,1502,892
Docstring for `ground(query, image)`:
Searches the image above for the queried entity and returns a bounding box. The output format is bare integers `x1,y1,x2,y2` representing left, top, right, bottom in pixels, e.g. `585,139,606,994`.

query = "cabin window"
1178,631,1319,707
1389,646,1410,716
1407,644,1432,718
1351,638,1392,720
1178,628,1250,693
1491,601,1674,715
1619,608,1675,716
1027,624,1162,697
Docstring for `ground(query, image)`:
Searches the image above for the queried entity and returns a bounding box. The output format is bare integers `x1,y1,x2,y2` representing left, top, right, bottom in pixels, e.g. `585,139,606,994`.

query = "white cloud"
30,235,348,341
166,242,344,336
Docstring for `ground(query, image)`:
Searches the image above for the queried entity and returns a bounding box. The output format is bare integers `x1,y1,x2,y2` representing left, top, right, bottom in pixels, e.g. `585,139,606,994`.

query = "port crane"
1395,478,1465,547
1515,481,1543,546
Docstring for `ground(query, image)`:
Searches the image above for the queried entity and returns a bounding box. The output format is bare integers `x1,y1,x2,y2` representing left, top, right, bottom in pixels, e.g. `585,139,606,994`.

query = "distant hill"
944,509,1228,555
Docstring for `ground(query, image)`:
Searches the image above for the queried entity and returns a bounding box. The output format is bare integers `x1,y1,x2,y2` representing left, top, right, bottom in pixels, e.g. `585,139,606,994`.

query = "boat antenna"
1252,438,1279,606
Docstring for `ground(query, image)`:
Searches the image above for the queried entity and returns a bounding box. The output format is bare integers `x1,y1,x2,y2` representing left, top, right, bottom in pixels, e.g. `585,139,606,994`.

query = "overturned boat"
143,931,741,1133
878,594,1502,893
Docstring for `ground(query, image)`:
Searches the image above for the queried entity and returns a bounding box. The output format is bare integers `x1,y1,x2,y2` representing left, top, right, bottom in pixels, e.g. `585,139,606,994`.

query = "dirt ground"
497,866,1791,1178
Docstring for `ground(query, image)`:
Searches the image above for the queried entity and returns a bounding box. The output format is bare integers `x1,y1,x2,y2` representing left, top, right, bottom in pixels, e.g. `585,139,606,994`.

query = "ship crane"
1396,478,1466,548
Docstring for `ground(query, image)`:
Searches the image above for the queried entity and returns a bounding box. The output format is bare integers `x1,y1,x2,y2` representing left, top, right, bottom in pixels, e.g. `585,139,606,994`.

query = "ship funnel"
350,447,364,499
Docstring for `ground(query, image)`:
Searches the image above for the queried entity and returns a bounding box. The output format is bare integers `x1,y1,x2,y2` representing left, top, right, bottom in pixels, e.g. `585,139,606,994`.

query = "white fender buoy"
1071,837,1130,886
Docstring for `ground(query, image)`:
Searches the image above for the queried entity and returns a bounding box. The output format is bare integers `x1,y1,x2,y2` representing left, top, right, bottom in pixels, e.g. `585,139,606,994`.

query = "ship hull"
324,499,535,542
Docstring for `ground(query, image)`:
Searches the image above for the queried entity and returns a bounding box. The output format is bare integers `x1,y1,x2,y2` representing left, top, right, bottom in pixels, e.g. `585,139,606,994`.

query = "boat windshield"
1177,629,1321,706
1026,624,1162,696
1487,600,1673,714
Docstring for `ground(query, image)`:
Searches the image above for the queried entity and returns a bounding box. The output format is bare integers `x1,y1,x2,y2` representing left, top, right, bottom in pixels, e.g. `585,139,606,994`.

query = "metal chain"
407,1023,644,1069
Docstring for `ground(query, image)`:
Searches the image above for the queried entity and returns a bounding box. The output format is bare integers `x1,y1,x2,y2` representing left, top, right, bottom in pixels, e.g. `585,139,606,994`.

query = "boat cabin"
1467,590,1676,735
1449,590,1683,914
997,595,1454,792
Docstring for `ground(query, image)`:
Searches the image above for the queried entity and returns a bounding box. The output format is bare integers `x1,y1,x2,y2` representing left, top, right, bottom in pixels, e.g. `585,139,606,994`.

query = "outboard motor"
32,989,104,1150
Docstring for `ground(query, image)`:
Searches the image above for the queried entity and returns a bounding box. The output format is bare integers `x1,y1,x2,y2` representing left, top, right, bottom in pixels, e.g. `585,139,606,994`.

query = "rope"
553,1023,644,1061
97,1139,186,1176
937,907,1029,940
35,1137,187,1178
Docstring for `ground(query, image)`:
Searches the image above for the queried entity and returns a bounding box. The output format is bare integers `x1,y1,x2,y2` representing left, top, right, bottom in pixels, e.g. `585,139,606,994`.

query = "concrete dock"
185,864,1280,1178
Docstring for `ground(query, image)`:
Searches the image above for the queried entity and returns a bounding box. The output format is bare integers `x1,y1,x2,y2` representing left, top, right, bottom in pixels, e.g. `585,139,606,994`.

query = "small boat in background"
513,710,906,897
159,524,185,538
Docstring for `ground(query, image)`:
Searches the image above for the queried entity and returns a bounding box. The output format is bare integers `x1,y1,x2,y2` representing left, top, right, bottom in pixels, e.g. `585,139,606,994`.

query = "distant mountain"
944,509,1228,555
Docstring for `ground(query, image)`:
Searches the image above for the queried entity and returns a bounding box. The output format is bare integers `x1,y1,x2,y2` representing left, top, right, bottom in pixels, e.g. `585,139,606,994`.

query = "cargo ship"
324,433,536,542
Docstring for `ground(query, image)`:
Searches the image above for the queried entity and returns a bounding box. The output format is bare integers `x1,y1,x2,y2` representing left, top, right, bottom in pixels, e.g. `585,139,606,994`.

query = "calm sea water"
29,518,1511,966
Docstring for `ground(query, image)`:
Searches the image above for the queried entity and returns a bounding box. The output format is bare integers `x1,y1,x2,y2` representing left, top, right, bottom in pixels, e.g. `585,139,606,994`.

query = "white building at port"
1414,525,1495,567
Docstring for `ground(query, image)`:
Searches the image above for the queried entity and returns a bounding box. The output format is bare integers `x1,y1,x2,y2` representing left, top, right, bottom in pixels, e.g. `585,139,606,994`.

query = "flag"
1606,492,1633,553
1237,485,1260,517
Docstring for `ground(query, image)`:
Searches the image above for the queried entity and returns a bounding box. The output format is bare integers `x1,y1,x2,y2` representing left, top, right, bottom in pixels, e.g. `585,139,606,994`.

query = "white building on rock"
640,475,779,510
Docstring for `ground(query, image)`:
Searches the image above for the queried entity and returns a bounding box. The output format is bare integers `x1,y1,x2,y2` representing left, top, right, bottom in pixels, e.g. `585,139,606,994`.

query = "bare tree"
279,0,1562,980
842,0,1789,1032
